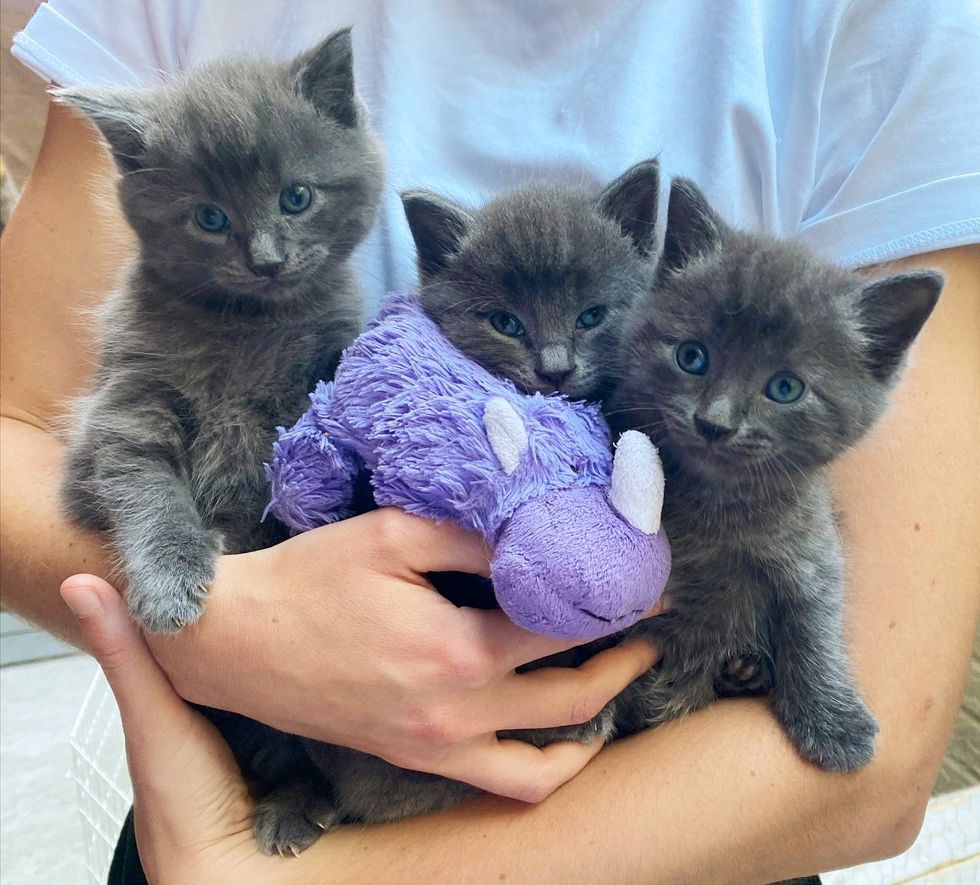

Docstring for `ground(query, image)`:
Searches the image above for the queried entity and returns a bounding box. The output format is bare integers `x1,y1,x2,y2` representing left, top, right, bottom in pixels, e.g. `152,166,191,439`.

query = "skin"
4,104,980,881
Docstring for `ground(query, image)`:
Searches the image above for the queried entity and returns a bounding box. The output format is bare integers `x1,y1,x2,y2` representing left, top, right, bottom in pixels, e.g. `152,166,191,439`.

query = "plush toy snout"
491,444,671,641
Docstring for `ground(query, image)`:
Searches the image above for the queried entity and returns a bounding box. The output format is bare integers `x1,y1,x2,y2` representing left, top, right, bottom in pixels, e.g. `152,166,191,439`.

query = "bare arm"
285,244,980,883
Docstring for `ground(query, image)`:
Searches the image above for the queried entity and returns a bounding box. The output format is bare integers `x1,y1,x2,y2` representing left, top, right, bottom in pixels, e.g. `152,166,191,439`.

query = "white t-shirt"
13,0,980,311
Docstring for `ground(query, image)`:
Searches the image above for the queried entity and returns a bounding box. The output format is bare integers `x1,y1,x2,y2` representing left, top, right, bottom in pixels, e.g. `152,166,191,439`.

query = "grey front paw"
501,704,616,748
253,785,337,856
782,696,878,772
124,530,221,633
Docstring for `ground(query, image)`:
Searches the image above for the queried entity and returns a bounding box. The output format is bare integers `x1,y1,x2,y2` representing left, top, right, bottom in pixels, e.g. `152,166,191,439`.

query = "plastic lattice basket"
70,670,133,885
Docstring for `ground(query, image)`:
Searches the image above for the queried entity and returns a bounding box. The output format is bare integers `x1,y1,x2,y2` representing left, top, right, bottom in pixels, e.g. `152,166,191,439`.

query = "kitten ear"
401,190,475,280
597,158,660,257
53,86,149,173
291,28,358,126
855,271,943,380
660,177,725,276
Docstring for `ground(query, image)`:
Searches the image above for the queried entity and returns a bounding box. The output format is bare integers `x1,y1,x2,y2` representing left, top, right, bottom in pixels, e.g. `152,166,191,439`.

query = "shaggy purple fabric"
266,292,671,640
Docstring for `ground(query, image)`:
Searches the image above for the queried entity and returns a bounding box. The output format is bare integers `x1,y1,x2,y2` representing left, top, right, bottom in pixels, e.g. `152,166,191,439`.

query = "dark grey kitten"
404,159,662,401
254,163,663,853
59,30,383,633
608,177,942,771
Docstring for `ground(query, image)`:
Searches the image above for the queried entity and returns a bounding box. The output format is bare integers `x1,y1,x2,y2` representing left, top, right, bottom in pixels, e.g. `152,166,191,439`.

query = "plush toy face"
484,402,670,638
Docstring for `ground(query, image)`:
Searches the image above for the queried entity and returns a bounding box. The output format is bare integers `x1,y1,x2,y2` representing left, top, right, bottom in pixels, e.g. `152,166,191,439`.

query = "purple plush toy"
266,293,671,640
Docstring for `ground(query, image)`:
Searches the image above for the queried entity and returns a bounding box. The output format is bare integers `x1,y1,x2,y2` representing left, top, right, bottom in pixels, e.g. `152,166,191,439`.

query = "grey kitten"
405,159,662,401
608,177,942,771
57,32,386,859
255,163,663,853
59,30,383,633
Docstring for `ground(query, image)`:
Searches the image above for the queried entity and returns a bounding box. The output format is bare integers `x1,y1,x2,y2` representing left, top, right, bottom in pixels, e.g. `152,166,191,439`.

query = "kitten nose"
535,344,573,389
246,231,285,277
248,258,284,278
695,416,735,443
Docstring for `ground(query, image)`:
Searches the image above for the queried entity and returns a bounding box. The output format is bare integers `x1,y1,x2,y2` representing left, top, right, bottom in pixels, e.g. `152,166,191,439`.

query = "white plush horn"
484,397,528,475
609,430,664,534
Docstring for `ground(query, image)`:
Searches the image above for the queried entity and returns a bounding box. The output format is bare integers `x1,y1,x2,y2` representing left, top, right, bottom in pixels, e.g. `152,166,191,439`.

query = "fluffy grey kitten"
59,30,383,633
405,159,662,401
255,162,663,854
608,177,942,771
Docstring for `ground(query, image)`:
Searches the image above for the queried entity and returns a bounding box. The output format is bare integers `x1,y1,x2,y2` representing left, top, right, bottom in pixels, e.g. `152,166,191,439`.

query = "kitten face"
615,178,942,484
60,30,383,308
404,161,660,400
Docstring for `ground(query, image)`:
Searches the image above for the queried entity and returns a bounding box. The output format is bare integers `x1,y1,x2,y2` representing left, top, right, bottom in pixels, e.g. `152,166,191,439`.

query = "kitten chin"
403,159,662,400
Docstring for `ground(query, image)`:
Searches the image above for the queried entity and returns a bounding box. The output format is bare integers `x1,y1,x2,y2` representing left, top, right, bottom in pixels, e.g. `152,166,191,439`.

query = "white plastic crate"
70,671,133,885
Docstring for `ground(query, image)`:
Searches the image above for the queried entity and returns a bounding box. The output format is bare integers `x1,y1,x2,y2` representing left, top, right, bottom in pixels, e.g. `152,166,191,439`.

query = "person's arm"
297,243,980,883
57,246,980,885
0,102,659,802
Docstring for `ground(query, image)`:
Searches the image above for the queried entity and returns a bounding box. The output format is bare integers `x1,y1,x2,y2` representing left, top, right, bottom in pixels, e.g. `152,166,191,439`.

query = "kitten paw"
785,698,878,772
253,786,337,856
124,531,220,634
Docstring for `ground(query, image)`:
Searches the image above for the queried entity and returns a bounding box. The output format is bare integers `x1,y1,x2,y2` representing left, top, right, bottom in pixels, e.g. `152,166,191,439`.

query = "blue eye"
490,311,526,338
280,184,312,214
577,305,606,329
764,372,805,404
676,341,709,375
194,204,229,232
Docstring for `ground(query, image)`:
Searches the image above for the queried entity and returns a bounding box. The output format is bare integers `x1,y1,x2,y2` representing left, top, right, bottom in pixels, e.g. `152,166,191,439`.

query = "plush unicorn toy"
266,293,671,640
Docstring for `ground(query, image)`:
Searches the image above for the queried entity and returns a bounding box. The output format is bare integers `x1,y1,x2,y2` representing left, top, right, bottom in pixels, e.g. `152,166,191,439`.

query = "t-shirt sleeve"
796,0,980,267
10,0,196,87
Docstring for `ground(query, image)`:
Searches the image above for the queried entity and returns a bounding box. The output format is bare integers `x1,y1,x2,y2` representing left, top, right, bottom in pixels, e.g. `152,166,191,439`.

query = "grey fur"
607,177,942,770
60,29,383,632
405,159,661,401
56,32,384,856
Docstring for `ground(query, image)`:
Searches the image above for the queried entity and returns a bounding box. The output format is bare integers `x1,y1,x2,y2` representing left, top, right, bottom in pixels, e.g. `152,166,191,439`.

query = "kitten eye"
764,372,806,404
280,184,313,214
675,341,709,375
489,311,526,338
194,204,229,233
577,305,607,329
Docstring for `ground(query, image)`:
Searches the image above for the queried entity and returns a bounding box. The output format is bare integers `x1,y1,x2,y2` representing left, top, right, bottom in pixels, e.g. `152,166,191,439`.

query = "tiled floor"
1,654,97,885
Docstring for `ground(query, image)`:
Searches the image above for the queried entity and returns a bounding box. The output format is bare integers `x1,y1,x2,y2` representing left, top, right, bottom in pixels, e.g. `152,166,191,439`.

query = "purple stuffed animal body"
267,292,670,639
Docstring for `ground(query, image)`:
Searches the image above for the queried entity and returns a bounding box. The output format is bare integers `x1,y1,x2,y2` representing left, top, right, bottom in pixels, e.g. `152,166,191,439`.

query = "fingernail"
62,583,102,618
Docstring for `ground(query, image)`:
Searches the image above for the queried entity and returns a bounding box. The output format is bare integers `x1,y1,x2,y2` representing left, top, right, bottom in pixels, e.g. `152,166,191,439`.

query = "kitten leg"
63,385,219,633
770,565,878,772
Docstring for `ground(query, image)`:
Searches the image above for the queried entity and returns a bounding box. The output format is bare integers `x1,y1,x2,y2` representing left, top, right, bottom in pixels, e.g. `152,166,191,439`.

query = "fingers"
60,575,196,749
363,508,493,578
480,639,657,732
440,734,605,803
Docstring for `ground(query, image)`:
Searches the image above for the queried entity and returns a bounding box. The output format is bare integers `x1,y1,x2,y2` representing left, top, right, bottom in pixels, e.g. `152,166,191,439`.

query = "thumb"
61,574,196,750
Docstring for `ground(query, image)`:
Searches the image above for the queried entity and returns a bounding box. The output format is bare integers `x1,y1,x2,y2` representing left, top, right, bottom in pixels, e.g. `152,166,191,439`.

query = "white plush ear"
609,431,664,534
483,397,528,475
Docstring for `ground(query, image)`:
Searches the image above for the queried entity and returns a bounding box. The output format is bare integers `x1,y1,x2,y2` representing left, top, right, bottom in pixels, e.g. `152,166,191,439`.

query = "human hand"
61,575,290,885
146,508,661,802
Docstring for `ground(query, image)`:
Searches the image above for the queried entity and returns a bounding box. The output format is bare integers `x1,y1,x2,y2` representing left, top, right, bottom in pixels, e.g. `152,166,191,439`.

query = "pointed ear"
53,86,149,173
401,190,475,280
855,271,943,380
660,177,725,276
597,158,660,257
291,28,358,126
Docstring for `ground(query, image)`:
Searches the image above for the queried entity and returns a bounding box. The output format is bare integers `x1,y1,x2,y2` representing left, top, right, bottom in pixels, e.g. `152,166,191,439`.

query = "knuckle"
403,705,460,747
514,772,555,804
370,508,409,553
565,683,606,726
438,640,492,690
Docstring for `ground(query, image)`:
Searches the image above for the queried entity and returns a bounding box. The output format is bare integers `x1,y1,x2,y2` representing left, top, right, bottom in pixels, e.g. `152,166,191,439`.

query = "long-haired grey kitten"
609,178,942,771
59,30,383,633
249,162,664,854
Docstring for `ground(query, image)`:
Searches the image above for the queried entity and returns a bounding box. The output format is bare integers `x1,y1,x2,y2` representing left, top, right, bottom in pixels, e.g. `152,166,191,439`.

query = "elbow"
846,742,937,864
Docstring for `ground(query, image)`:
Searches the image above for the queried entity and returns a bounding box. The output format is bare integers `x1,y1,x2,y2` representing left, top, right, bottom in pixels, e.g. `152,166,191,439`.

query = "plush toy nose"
491,485,671,640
